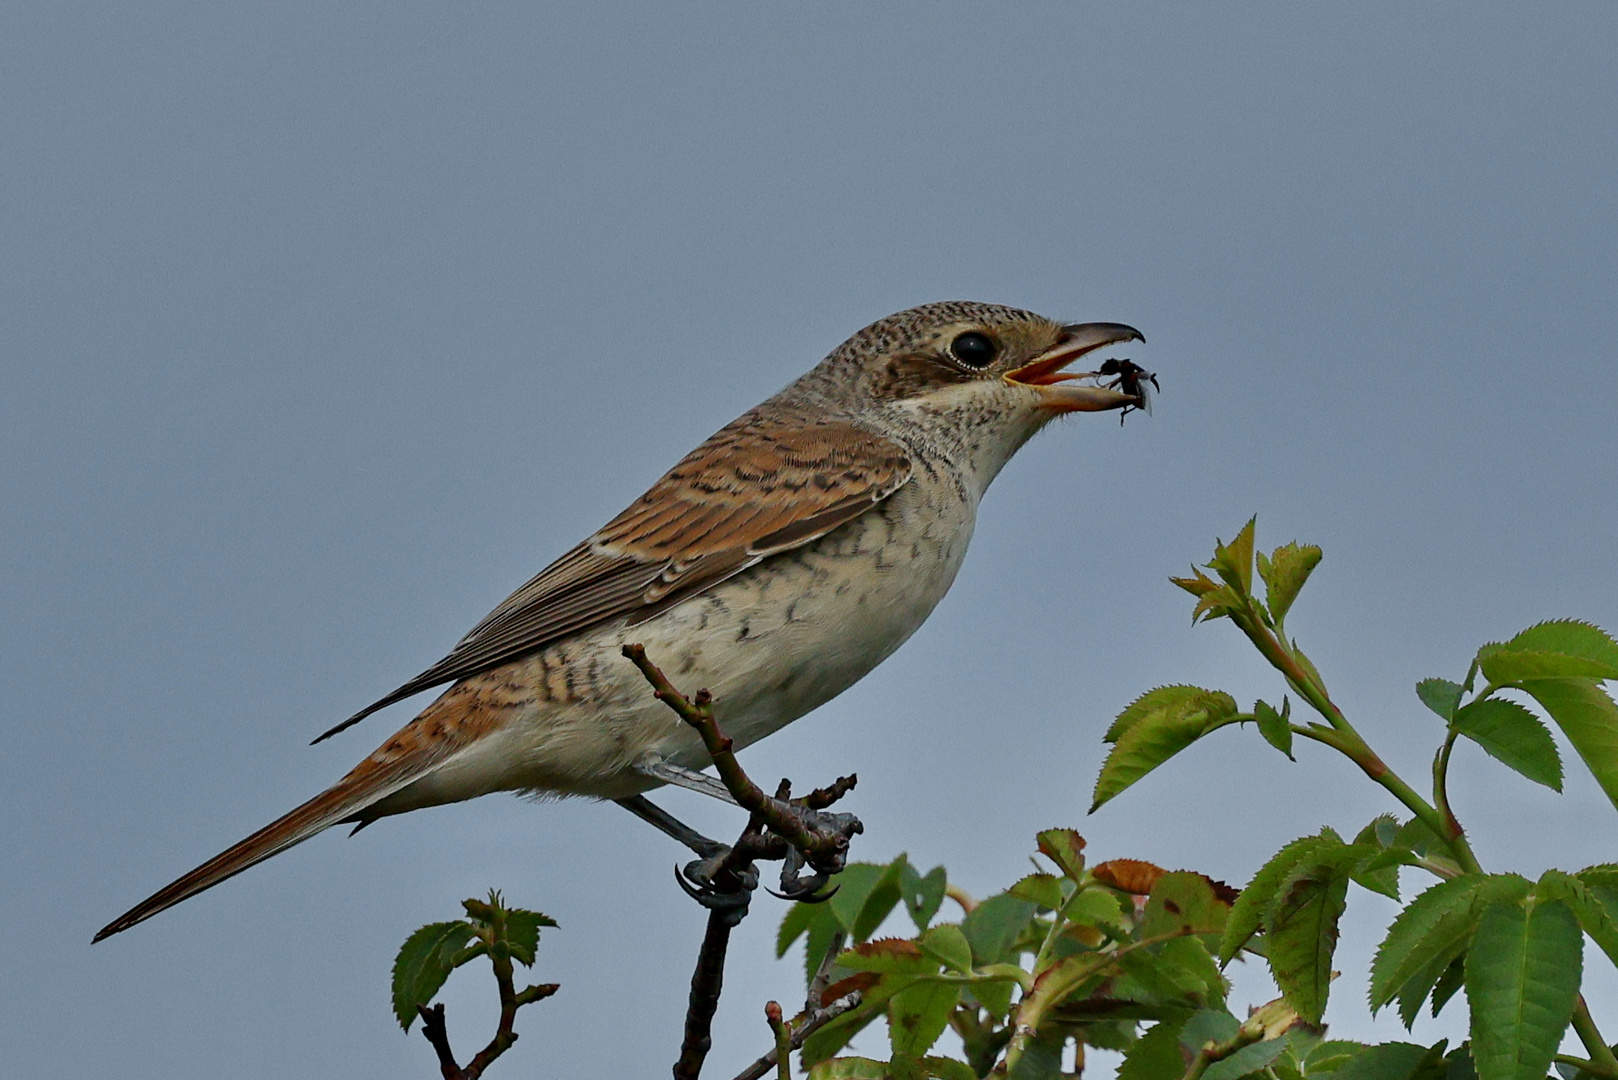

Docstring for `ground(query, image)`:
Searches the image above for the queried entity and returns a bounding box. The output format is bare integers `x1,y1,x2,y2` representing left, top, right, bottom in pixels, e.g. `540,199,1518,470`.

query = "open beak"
1005,322,1145,413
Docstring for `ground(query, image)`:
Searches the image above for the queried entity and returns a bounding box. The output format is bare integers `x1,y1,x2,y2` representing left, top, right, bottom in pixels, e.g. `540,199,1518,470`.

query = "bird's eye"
950,331,998,369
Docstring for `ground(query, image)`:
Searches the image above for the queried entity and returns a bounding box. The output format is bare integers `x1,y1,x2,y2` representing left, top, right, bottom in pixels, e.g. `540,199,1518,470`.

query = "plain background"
4,3,1615,1076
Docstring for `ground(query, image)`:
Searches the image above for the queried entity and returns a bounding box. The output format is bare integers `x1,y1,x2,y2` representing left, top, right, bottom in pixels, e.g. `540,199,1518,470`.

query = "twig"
624,643,864,1080
414,963,558,1079
622,644,856,870
728,992,866,1080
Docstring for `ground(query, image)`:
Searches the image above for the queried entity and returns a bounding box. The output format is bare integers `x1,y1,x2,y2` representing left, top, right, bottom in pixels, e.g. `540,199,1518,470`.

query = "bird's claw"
675,856,758,923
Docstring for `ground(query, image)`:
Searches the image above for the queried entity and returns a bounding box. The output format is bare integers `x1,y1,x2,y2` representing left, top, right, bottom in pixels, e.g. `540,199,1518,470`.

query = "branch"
728,991,865,1080
413,959,558,1079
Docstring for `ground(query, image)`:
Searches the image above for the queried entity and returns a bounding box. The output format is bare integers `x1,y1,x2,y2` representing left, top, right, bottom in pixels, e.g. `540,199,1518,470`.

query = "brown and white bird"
95,300,1143,941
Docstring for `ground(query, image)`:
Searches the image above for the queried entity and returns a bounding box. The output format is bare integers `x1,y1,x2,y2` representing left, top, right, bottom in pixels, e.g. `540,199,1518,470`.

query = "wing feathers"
315,411,912,743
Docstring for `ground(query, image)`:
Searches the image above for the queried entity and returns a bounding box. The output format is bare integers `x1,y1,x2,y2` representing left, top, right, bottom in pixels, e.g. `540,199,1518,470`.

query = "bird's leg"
614,793,753,902
631,758,739,805
621,644,863,902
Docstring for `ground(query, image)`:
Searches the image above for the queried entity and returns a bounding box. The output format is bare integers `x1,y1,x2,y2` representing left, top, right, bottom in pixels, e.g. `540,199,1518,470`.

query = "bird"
95,300,1143,941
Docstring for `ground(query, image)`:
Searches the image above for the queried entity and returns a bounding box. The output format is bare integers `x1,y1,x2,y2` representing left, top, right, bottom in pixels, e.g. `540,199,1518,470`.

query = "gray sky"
4,2,1616,1076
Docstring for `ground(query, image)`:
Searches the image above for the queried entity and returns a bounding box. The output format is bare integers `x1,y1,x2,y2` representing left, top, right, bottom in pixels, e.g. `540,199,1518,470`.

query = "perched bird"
95,300,1143,941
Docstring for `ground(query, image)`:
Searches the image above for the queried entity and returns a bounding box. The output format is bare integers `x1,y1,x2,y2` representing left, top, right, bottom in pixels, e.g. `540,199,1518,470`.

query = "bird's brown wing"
313,410,912,742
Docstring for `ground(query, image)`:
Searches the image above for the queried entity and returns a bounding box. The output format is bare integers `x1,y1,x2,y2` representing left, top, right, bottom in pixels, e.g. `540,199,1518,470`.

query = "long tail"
94,748,445,942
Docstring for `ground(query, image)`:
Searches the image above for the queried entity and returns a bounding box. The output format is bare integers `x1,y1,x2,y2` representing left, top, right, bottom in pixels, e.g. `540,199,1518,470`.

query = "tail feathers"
93,762,429,942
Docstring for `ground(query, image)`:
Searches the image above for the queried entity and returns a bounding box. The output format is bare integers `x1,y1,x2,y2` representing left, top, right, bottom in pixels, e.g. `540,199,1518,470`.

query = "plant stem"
1241,615,1484,875
1572,996,1618,1078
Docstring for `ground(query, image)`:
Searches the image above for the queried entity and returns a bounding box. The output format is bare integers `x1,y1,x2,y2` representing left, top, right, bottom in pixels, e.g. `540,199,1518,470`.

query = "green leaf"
1009,873,1066,912
808,1057,889,1079
1118,1017,1189,1080
961,893,1038,966
1157,935,1229,1007
901,865,948,933
1179,1008,1242,1054
1418,679,1466,721
1369,876,1487,1011
1268,860,1351,1023
830,860,911,942
1537,870,1618,972
1035,828,1087,880
1465,897,1582,1080
391,920,476,1030
839,939,936,975
1209,517,1258,597
1451,698,1563,791
920,1057,978,1080
1429,955,1466,1018
1256,698,1295,759
1106,685,1225,742
888,979,960,1059
917,924,972,974
1204,1037,1290,1080
1258,541,1323,625
502,908,556,967
1395,944,1470,1030
1062,887,1126,931
1092,688,1241,811
1331,1042,1440,1080
1515,679,1618,812
1480,621,1618,683
1143,871,1229,937
802,999,888,1067
1221,833,1342,964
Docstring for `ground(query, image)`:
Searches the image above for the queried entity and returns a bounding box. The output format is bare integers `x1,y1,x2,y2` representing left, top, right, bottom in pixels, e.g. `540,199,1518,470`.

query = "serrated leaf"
1352,847,1419,902
1268,861,1351,1023
1430,955,1466,1018
841,938,934,974
1009,873,1066,912
1118,1017,1189,1080
1062,887,1126,930
1331,1042,1439,1080
961,893,1038,967
1515,679,1618,812
1093,858,1167,896
1204,1037,1290,1080
1537,870,1618,973
1451,698,1563,791
1418,679,1466,721
391,921,476,1030
1092,689,1241,811
1259,541,1323,625
1035,828,1087,880
808,1056,889,1079
1209,517,1258,597
1256,698,1295,759
1370,876,1487,1012
1395,942,1471,1030
1221,834,1342,964
917,924,972,974
830,860,910,942
888,979,960,1058
1180,1007,1242,1054
920,1057,977,1080
1481,621,1618,683
1466,897,1582,1080
1306,1040,1370,1074
1144,871,1228,937
1106,685,1224,742
901,864,948,933
503,908,556,967
802,999,888,1068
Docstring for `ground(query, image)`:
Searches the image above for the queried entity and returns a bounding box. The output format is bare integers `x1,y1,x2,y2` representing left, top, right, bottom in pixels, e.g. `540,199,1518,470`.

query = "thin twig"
728,992,866,1080
414,957,557,1079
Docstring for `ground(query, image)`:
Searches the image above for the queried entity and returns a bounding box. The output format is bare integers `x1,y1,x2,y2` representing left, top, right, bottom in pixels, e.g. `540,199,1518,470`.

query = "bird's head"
816,301,1143,417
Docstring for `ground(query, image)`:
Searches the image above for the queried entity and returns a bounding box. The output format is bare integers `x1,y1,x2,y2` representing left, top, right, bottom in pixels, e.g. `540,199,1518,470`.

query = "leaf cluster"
779,832,1252,1079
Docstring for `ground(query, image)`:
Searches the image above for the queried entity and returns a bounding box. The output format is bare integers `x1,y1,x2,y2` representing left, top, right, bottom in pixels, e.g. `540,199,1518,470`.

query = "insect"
1095,358,1159,425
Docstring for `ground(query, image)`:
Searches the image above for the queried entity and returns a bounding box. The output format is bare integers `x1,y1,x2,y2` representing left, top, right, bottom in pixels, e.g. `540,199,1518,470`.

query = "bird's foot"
674,854,759,925
762,790,864,901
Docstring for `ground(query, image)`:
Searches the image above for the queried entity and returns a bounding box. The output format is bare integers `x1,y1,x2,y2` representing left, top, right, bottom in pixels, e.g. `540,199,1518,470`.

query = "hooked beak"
1005,322,1145,413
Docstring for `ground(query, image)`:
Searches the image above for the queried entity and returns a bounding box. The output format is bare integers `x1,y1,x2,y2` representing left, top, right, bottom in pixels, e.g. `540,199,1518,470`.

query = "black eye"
950,331,997,369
